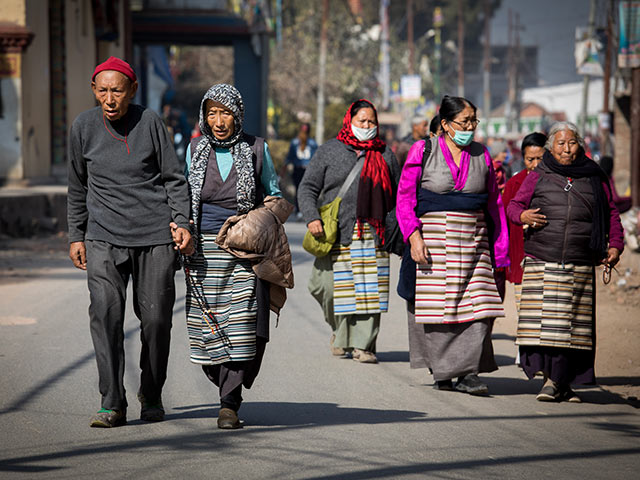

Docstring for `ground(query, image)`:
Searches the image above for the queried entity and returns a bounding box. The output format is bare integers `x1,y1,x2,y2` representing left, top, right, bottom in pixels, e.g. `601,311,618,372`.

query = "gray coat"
297,138,401,246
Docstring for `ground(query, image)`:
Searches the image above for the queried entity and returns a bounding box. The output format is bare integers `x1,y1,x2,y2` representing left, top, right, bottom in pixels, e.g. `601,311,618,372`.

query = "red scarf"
336,99,393,242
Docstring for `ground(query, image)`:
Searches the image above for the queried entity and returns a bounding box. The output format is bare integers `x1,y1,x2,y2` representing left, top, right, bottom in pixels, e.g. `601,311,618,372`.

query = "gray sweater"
297,138,400,245
68,105,190,246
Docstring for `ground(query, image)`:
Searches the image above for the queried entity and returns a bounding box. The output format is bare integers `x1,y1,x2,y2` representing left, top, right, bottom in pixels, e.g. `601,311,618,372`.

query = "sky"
490,0,598,86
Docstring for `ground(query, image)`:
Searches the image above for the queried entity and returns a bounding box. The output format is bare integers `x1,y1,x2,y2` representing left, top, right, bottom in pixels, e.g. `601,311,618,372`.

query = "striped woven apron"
332,223,390,315
517,257,594,350
185,234,257,365
415,210,504,324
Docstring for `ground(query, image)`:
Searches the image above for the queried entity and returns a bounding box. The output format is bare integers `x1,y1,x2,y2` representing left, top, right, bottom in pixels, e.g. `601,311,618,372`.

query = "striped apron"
332,223,390,315
517,257,594,350
415,210,504,324
185,234,258,365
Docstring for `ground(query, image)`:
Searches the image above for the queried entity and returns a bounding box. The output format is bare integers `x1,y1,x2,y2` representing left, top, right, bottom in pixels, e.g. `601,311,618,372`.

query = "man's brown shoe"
217,408,242,429
90,408,126,428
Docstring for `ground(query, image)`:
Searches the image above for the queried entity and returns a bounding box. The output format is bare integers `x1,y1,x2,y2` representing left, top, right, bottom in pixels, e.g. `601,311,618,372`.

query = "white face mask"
351,124,377,141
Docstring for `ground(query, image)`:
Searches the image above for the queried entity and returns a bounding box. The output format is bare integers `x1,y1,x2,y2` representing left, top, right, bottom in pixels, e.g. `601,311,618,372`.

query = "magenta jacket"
396,138,510,268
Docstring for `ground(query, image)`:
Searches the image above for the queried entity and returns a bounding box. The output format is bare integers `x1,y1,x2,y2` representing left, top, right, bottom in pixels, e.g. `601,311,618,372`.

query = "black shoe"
217,408,242,429
434,380,454,391
138,393,165,422
455,374,489,395
560,385,582,403
536,380,561,402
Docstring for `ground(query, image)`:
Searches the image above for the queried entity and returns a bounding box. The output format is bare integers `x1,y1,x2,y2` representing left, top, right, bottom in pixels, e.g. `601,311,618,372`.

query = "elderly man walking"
67,57,192,427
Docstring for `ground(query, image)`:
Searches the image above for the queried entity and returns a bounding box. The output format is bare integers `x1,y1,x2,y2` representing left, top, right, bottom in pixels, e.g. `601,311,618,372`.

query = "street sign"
401,74,421,101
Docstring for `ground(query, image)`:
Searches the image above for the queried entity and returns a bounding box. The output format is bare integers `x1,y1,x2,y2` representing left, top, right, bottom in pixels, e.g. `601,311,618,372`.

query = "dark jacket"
297,138,401,246
507,161,625,265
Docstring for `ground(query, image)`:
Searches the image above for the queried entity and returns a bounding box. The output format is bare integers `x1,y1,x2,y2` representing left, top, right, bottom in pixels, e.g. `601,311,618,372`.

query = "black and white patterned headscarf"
188,84,255,234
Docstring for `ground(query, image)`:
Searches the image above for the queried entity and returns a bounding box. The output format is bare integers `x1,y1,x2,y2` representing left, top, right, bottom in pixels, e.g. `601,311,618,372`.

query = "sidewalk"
0,183,68,237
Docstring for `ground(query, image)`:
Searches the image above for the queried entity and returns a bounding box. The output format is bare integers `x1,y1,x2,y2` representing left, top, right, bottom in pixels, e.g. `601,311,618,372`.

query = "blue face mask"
448,128,474,146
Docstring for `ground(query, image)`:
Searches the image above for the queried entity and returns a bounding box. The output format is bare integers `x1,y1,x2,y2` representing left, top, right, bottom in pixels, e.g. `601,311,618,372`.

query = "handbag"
383,138,433,256
302,157,364,257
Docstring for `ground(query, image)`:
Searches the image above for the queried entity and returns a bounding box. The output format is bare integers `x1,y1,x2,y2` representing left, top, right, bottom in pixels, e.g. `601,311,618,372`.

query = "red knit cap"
92,56,137,83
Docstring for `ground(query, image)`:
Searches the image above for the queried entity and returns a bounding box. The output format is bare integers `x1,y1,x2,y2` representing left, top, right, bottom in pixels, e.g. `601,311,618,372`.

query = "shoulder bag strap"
421,137,433,171
543,173,594,216
336,154,365,199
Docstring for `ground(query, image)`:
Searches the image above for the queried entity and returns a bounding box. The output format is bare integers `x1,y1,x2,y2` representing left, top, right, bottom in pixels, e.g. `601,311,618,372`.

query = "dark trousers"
292,166,306,212
86,240,177,410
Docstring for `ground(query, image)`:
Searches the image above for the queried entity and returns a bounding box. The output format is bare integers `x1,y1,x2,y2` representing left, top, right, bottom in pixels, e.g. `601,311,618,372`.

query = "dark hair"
350,100,376,118
438,95,477,122
429,115,441,135
599,155,614,177
521,132,547,153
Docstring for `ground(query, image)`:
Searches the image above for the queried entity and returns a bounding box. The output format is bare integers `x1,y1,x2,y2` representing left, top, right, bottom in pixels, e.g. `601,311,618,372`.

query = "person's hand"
603,247,621,267
69,241,87,270
520,208,547,229
307,219,325,238
170,222,194,255
409,229,428,265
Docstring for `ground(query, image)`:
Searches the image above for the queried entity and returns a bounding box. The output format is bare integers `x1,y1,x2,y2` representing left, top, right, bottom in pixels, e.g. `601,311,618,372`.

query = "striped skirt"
332,223,390,315
415,211,504,324
517,257,594,350
185,234,257,365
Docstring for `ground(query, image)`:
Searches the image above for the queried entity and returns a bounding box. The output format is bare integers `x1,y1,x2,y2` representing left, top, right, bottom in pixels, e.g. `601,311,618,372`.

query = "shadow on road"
297,446,640,480
1,407,637,475
375,350,409,363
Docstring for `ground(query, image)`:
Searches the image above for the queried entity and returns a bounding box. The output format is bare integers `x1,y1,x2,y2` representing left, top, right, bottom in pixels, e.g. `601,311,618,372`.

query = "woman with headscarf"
181,84,283,429
396,95,509,395
298,99,401,364
507,122,624,402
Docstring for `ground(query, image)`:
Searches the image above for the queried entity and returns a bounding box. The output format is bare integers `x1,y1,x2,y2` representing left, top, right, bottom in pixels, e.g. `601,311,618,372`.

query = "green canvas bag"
302,156,364,257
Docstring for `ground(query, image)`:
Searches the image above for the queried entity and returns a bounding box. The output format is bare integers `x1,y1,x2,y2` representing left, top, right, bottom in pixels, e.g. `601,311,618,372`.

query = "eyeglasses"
450,118,480,129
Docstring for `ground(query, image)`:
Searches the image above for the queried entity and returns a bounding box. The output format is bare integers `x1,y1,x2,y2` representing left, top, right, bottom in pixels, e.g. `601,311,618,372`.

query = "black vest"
190,133,265,211
524,162,597,265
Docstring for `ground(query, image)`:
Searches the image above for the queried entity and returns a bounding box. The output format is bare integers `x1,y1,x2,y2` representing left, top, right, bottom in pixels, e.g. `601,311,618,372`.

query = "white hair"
545,122,585,150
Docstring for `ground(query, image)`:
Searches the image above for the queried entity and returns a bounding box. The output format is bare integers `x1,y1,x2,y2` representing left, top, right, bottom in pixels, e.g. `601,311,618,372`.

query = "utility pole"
579,0,597,135
457,0,465,97
379,0,390,109
316,0,329,144
483,0,491,137
407,0,414,74
505,10,521,133
505,9,514,132
600,0,614,156
433,6,443,100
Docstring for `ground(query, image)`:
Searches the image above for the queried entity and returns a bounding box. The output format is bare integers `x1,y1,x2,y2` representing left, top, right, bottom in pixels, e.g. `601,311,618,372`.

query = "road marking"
0,316,37,326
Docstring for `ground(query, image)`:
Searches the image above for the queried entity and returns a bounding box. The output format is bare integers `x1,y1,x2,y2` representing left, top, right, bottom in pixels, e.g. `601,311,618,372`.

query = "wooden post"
631,67,640,208
316,0,329,145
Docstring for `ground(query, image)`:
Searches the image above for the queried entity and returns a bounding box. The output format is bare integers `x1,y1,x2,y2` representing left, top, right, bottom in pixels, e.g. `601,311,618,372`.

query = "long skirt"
308,223,389,351
408,210,501,379
517,257,596,385
407,303,497,380
185,234,257,365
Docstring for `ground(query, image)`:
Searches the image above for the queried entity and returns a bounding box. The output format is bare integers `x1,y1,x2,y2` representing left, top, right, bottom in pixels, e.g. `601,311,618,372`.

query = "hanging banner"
619,1,640,68
575,27,603,76
401,74,421,101
0,54,20,78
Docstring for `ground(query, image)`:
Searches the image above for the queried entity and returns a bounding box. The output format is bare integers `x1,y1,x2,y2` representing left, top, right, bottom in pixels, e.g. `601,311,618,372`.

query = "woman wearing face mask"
298,99,401,363
396,95,509,395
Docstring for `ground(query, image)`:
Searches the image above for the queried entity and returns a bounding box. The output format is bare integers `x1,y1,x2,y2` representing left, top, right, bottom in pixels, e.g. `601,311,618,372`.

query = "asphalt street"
1,221,639,479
